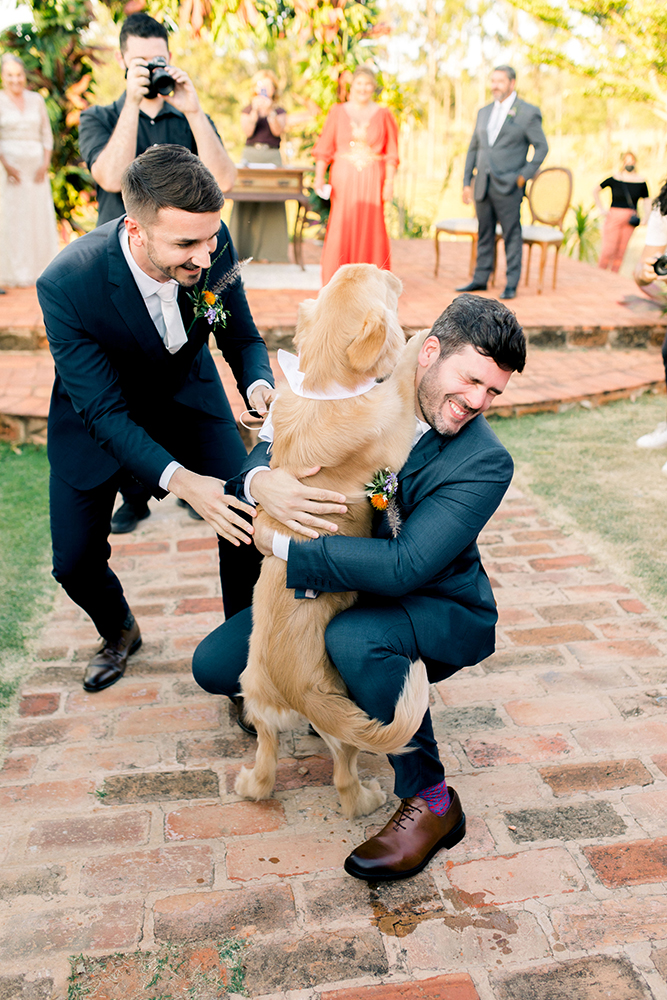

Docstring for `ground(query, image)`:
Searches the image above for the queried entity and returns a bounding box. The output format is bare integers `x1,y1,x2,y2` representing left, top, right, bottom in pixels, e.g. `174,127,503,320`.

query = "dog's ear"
346,306,389,373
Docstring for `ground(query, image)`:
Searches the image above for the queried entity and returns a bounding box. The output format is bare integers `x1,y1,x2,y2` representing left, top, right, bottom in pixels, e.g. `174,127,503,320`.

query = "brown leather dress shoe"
83,618,142,692
344,788,466,881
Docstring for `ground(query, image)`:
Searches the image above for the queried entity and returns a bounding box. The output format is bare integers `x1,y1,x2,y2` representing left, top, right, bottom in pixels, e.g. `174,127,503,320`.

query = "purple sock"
418,778,451,815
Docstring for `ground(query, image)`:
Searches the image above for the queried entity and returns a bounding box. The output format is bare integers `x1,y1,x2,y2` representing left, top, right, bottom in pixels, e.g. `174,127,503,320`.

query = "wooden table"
225,166,313,269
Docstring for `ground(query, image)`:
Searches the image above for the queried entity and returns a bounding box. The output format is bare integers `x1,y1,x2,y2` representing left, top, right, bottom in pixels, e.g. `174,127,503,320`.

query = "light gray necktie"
155,281,188,353
487,103,503,146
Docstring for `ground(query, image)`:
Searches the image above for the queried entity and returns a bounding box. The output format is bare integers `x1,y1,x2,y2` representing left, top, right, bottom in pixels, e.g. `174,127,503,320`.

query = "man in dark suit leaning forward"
193,294,526,881
38,145,275,693
457,65,548,301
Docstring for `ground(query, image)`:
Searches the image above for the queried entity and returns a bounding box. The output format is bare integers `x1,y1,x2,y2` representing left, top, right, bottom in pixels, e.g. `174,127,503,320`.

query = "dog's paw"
235,765,273,801
344,779,387,818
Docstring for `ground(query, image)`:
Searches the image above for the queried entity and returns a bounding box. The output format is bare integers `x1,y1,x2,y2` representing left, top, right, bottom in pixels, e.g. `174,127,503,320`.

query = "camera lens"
653,256,667,276
145,57,175,100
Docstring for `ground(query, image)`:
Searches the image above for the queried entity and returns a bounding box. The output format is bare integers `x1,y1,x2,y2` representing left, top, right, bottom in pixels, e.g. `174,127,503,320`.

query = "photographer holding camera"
79,13,237,229
633,179,667,466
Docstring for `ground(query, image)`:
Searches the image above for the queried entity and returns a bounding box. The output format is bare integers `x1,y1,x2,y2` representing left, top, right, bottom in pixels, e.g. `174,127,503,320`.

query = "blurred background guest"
313,66,398,286
594,152,649,272
229,70,289,263
0,54,59,287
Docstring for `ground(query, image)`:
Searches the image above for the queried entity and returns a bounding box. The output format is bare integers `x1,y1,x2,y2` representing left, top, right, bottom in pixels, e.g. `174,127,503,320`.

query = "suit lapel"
178,285,197,341
107,222,166,364
494,97,522,144
400,429,446,480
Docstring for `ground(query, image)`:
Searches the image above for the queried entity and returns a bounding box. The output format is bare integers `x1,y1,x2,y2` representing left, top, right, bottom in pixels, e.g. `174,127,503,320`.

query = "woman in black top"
594,152,649,272
229,71,290,263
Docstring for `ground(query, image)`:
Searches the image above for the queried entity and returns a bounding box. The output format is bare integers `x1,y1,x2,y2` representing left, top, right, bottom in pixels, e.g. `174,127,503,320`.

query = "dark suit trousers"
193,599,454,799
50,412,262,640
473,181,524,289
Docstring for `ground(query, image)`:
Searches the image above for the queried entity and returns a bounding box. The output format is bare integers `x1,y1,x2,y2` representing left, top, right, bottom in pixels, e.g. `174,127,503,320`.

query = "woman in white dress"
0,54,59,287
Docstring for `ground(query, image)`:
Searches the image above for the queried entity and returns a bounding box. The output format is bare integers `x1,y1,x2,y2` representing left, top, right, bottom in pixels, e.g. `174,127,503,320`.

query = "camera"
145,57,175,100
653,256,667,276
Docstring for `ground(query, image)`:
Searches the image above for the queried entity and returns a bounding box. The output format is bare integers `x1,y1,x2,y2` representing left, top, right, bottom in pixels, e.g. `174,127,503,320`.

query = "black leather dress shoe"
83,618,142,692
110,501,151,534
344,788,466,881
455,281,487,292
500,286,517,300
230,696,257,737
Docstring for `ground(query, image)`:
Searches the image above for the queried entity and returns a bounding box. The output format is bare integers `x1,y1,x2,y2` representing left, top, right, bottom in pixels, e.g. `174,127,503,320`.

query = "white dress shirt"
487,90,517,147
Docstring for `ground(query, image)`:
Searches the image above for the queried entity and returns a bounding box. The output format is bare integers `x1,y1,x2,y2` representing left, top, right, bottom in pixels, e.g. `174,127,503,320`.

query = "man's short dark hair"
119,13,169,53
494,64,516,82
121,145,224,223
430,294,526,373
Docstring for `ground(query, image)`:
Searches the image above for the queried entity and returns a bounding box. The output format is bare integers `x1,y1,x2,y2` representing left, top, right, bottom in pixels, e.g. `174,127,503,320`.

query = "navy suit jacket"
38,218,274,494
232,414,513,670
463,97,548,201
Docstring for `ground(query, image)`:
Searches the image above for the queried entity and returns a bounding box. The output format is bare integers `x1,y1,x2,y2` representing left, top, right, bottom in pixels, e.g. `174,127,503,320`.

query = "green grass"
0,441,55,711
488,390,667,616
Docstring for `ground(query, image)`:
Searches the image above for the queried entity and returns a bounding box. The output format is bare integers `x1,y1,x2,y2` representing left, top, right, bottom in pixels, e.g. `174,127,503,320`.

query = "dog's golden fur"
235,264,429,818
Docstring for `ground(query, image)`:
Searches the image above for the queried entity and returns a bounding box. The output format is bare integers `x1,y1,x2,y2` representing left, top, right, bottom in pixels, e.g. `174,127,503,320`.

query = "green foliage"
218,938,247,995
563,202,600,262
510,0,667,123
0,442,54,711
0,0,98,229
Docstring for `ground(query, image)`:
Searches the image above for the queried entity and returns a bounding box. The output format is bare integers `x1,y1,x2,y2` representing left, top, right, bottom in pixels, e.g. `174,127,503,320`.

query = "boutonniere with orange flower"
186,244,250,335
366,468,402,536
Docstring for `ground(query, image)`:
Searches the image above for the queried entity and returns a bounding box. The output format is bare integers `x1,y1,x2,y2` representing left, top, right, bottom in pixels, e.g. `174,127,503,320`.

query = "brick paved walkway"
2,485,667,999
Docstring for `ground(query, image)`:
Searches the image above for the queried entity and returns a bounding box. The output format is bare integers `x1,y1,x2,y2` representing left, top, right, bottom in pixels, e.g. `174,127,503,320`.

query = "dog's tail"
298,658,430,755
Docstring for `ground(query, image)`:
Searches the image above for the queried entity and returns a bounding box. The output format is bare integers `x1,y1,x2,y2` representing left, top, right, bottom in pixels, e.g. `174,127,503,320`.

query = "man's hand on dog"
250,466,347,539
248,385,276,416
168,468,256,545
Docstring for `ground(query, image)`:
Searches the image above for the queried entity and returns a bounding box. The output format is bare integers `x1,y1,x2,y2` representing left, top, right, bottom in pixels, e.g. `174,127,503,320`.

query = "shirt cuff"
272,531,290,561
160,461,183,492
244,464,271,505
246,378,273,404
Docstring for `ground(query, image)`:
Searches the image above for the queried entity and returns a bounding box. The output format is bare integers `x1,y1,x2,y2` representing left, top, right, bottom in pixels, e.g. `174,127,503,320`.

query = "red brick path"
2,486,667,998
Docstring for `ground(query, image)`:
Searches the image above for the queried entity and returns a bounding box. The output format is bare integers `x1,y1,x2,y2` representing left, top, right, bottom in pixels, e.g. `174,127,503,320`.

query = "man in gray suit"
456,66,548,300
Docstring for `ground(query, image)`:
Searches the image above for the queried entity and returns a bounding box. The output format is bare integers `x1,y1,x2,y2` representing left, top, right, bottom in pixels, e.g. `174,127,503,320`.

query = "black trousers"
50,412,262,639
473,181,525,290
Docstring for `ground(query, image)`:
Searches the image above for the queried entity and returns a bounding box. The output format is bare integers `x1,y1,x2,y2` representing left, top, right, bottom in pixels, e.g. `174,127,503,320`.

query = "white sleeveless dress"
0,89,60,286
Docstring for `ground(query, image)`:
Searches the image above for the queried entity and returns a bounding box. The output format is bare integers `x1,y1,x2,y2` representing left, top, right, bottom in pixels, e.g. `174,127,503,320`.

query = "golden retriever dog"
235,264,429,819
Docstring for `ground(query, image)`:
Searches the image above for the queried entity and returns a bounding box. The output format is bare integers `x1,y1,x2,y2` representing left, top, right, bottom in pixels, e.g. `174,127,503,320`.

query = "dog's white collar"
277,350,377,400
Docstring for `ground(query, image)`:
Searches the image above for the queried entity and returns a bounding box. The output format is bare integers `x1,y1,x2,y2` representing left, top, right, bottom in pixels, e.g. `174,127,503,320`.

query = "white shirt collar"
120,226,179,301
277,349,377,400
494,90,517,112
413,417,431,447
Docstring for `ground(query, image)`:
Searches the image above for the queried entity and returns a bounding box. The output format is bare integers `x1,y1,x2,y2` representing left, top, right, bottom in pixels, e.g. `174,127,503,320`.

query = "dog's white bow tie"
277,350,377,400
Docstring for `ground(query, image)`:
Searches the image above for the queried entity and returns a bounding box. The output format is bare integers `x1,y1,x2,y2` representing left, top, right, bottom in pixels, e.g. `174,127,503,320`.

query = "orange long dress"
313,103,399,286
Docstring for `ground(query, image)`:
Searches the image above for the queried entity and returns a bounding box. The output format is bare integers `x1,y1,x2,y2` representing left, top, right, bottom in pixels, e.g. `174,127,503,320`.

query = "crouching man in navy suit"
38,145,275,694
193,294,526,881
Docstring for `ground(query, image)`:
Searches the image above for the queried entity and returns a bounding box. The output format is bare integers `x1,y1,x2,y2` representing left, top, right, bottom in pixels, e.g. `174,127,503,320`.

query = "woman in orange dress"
313,67,399,286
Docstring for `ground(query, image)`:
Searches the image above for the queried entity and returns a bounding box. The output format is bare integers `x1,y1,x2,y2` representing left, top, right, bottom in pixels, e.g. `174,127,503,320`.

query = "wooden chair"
434,218,479,277
521,167,573,293
434,217,503,282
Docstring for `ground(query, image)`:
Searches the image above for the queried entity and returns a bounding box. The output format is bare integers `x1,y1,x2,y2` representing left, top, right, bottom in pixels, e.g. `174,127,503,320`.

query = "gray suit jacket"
463,96,548,201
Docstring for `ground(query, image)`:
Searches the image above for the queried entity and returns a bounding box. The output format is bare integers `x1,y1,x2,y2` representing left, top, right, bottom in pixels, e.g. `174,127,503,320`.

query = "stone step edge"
1,322,666,353
3,382,665,446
